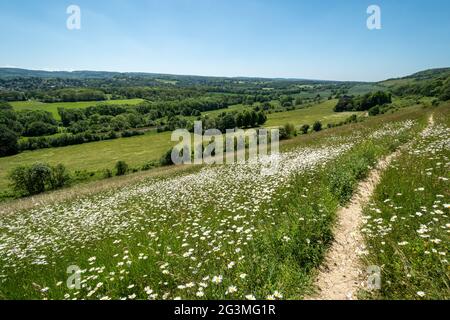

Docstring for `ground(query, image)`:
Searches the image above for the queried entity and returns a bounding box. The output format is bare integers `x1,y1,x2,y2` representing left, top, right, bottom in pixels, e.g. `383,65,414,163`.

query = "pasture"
0,99,358,192
10,99,145,120
265,99,362,127
0,131,173,191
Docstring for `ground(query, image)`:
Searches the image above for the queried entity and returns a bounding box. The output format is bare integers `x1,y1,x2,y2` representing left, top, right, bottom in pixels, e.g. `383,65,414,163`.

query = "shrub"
160,149,174,166
23,121,58,137
9,163,52,195
115,161,129,176
345,114,358,123
312,121,322,132
121,130,144,138
48,164,71,190
103,169,113,178
284,123,296,137
431,99,440,106
279,123,296,140
300,124,310,134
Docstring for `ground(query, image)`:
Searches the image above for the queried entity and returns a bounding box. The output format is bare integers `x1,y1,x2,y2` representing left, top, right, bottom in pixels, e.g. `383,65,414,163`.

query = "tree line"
334,91,392,112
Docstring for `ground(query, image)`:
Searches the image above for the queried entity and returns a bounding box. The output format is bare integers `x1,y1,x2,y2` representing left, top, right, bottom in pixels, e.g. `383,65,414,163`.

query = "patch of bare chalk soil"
308,114,434,300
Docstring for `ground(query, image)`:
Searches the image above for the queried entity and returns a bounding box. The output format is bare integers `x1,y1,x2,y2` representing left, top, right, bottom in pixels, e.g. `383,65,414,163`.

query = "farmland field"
265,99,362,127
0,99,358,192
0,131,174,191
2,104,446,300
10,99,145,119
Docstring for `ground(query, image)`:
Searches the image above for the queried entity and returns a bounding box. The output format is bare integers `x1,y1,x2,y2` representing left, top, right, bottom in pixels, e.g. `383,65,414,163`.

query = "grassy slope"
0,131,174,191
0,106,429,300
360,104,450,300
1,99,358,192
10,99,145,120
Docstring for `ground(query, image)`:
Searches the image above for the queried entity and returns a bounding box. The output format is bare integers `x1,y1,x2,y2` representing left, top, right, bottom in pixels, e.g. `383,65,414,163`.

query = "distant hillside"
0,67,303,82
380,68,450,86
0,68,124,79
380,68,450,100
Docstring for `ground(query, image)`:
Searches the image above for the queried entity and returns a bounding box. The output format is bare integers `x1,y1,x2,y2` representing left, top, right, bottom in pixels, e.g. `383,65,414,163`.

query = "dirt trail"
308,114,434,300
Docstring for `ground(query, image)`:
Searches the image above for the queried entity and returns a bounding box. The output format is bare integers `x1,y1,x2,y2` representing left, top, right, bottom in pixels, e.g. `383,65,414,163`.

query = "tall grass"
360,105,449,300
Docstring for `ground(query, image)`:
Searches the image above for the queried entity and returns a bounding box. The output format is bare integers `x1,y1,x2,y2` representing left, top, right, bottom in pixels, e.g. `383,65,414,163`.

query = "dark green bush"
300,124,310,134
9,163,52,195
160,149,175,166
142,161,157,171
0,124,19,157
115,161,129,176
9,162,72,196
48,164,71,189
23,121,58,137
313,121,322,132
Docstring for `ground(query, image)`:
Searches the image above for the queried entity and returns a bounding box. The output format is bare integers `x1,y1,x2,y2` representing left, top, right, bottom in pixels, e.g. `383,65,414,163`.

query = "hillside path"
307,114,434,300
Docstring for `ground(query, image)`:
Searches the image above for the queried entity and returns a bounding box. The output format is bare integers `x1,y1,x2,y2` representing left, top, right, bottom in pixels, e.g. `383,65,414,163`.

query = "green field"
0,106,435,300
265,99,362,127
10,99,145,120
0,100,366,192
0,131,174,191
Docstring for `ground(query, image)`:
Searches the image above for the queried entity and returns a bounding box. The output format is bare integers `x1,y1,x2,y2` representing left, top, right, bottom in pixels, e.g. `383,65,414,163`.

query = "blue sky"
0,0,449,81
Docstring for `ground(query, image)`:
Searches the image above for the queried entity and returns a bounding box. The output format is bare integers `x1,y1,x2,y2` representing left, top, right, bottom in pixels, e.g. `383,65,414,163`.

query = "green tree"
256,111,267,125
9,163,52,195
313,121,322,132
0,124,19,157
242,111,252,128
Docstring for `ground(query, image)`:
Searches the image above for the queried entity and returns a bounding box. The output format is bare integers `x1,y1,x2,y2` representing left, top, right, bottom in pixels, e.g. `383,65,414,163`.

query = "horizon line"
1,66,449,84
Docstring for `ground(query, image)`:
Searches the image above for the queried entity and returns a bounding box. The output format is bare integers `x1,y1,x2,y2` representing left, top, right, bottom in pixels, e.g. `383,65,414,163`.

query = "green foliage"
385,68,450,100
12,162,71,195
0,102,23,133
23,121,58,137
368,105,380,116
48,164,71,189
18,131,121,152
0,125,19,157
201,110,267,132
312,121,322,132
103,169,113,179
300,124,310,134
334,91,392,112
329,143,377,204
279,123,296,140
160,149,175,166
115,161,129,176
439,78,450,101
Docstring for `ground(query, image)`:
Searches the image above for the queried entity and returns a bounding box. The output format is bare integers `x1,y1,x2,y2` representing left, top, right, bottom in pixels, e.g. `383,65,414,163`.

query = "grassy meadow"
0,99,359,193
0,131,174,191
265,99,362,128
10,99,145,119
360,105,450,300
0,105,435,300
